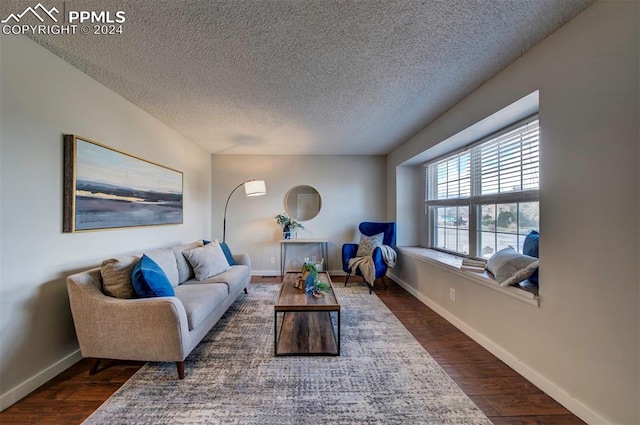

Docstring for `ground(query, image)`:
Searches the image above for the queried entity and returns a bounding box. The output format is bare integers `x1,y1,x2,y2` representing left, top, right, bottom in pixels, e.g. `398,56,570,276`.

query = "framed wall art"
63,135,183,232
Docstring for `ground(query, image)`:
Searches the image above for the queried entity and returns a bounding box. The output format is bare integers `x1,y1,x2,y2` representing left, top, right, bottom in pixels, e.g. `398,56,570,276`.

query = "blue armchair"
342,222,396,293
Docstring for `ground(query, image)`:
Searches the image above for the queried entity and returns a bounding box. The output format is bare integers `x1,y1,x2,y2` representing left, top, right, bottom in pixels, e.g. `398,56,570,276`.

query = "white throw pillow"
486,247,539,287
356,232,384,257
183,240,231,281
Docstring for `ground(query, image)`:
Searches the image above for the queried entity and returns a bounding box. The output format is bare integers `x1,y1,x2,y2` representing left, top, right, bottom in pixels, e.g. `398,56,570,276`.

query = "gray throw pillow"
356,232,384,257
486,247,539,287
172,240,204,284
183,240,231,281
145,247,180,286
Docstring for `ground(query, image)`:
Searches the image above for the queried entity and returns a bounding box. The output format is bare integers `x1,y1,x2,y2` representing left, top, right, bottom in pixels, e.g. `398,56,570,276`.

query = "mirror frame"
285,185,322,221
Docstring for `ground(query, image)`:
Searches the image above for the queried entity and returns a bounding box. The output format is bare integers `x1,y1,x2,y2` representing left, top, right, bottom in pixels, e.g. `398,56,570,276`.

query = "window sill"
397,247,539,307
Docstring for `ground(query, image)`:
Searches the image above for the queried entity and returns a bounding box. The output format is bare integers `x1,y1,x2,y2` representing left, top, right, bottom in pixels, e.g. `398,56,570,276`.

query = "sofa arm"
233,253,251,272
67,271,190,362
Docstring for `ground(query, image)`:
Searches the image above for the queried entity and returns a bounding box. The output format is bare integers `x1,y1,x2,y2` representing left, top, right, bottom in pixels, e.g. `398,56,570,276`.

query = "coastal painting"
63,135,183,232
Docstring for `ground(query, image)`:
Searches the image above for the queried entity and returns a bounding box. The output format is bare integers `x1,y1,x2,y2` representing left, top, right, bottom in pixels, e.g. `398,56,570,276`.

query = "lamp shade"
244,180,267,197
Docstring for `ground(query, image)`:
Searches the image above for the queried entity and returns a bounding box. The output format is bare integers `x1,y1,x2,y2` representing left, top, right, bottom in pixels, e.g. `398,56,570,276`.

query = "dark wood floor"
370,276,585,425
0,275,584,425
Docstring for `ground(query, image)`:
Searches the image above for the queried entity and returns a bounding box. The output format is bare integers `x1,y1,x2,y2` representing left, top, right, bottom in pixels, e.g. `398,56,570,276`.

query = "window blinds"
426,118,539,202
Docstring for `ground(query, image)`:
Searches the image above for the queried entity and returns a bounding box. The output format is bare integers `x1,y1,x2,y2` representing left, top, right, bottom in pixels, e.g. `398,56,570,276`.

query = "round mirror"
285,185,322,221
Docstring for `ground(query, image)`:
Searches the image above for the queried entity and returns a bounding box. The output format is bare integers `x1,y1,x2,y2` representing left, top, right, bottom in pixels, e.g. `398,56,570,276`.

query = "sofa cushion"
172,240,204,284
199,265,249,294
132,255,176,298
486,247,539,287
174,283,229,330
101,255,140,299
183,241,231,281
145,248,179,286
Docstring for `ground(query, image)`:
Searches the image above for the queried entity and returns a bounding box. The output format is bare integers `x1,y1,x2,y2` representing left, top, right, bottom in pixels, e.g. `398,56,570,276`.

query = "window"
425,117,539,258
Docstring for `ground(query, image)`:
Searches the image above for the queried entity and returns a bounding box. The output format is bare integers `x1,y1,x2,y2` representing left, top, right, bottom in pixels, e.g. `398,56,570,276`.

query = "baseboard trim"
388,272,610,425
0,349,83,412
251,270,279,277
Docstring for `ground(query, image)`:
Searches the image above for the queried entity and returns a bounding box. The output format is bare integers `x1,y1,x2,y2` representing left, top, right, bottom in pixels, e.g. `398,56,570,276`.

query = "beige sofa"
66,240,250,379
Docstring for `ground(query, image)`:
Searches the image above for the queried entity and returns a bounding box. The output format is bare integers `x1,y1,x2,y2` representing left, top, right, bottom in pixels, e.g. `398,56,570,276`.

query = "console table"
279,239,329,275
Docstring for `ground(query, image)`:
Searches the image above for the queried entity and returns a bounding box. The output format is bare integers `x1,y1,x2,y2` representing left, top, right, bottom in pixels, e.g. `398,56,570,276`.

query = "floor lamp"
223,179,267,243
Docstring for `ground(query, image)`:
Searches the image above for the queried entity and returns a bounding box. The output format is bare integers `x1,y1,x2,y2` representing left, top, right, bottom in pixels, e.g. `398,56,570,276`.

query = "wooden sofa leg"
89,358,101,375
244,287,248,294
344,272,351,287
176,362,185,379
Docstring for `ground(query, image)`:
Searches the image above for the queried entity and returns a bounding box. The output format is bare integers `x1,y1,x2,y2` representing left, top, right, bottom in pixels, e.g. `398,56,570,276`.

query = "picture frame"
63,135,183,232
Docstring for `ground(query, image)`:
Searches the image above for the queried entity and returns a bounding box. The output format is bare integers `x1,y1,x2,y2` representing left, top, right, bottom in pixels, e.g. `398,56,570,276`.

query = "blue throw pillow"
132,254,175,298
523,230,539,258
219,242,237,266
523,230,539,284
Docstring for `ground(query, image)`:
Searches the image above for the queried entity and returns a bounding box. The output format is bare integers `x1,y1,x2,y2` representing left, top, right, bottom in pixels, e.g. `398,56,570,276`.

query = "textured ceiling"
2,0,594,155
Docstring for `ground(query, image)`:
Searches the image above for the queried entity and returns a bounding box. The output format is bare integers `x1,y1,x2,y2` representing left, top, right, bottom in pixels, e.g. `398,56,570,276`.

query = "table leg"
280,243,285,276
337,310,341,355
274,310,278,355
322,242,328,272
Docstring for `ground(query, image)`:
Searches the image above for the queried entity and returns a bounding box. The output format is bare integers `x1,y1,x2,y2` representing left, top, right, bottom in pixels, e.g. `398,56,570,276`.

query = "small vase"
304,273,316,293
283,226,291,240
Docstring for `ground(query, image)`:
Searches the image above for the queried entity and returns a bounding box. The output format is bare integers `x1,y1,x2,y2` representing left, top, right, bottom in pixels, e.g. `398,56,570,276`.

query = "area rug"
83,284,491,424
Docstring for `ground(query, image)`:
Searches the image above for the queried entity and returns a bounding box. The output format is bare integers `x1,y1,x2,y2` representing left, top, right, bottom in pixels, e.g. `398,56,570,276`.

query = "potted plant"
301,262,330,297
274,213,304,239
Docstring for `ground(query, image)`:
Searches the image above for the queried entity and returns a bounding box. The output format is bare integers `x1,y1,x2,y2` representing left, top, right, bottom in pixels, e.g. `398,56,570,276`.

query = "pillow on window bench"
486,247,539,287
522,230,539,284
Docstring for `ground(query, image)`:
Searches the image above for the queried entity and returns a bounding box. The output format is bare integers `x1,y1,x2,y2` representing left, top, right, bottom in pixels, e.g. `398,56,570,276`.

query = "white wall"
0,35,212,410
211,155,386,275
387,2,639,424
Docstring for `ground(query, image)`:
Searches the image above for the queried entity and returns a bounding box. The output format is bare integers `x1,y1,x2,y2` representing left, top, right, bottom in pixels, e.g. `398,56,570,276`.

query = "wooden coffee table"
274,272,341,356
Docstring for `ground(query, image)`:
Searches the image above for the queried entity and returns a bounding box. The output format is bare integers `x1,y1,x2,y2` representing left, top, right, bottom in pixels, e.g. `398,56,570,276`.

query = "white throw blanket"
348,245,397,284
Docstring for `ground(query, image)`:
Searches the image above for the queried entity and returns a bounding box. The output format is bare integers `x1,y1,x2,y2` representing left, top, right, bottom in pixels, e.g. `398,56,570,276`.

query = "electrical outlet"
449,288,456,301
311,256,317,262
270,257,275,264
